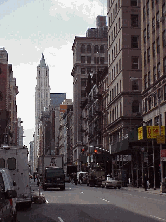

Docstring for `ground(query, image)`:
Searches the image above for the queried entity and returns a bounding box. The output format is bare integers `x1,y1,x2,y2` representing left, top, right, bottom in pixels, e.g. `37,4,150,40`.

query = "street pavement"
16,180,166,222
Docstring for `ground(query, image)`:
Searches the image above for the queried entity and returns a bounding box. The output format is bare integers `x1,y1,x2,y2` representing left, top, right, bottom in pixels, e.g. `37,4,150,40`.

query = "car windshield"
46,168,64,178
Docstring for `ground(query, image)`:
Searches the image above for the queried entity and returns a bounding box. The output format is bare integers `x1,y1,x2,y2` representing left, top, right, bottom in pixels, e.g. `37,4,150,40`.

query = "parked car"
101,177,122,189
0,168,17,222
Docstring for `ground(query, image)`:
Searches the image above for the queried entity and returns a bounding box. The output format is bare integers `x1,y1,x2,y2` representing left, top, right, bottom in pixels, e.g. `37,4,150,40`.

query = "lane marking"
58,217,64,222
46,200,49,203
150,215,166,221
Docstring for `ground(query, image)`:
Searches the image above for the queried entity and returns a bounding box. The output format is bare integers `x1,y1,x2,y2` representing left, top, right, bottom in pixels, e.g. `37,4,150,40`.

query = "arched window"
100,45,104,53
0,158,5,168
94,45,99,53
132,100,139,113
87,45,91,53
81,44,85,53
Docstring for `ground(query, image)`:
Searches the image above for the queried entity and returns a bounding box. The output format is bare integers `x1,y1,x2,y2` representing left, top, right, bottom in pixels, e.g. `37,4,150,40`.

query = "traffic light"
81,148,85,154
94,149,97,153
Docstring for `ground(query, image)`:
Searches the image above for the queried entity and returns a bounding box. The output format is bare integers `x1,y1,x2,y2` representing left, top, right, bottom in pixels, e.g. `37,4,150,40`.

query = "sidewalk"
30,179,46,203
122,185,166,196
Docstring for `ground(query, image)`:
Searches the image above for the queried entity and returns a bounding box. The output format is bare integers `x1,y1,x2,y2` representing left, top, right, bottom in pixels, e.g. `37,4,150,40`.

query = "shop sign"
157,135,165,144
138,127,143,140
147,126,165,139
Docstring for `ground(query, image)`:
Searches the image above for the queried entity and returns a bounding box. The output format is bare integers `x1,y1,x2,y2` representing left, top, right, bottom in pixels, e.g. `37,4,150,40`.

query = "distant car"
101,177,122,189
65,175,70,183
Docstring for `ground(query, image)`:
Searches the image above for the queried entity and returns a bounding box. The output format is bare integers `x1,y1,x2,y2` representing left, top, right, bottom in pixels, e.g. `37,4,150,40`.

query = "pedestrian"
144,173,147,191
33,173,36,182
74,173,77,185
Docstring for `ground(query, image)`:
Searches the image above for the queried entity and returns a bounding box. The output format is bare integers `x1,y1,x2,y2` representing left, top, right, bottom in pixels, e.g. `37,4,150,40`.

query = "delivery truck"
0,146,32,208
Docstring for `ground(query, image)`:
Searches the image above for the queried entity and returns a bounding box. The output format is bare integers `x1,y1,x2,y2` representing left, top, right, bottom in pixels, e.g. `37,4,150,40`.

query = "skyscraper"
34,54,50,171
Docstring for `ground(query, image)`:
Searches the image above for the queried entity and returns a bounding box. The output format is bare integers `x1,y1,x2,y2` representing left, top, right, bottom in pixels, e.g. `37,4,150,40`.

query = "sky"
0,0,107,147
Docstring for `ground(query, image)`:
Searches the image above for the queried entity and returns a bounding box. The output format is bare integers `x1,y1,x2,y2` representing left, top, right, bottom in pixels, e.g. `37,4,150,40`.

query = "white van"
0,146,32,208
0,168,17,221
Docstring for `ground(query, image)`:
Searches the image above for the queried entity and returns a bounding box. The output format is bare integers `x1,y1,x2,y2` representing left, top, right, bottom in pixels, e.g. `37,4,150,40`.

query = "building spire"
40,53,46,67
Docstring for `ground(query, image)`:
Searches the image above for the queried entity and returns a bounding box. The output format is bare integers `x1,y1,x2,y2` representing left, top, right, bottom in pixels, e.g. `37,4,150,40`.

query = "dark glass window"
100,45,104,53
164,85,166,100
131,36,139,48
94,57,99,64
131,15,138,27
87,45,91,53
163,57,166,74
153,66,157,82
144,29,146,44
156,11,159,28
148,71,150,87
100,57,104,64
0,92,3,101
132,57,139,69
157,62,161,78
81,68,85,74
81,44,85,53
144,74,147,90
147,48,150,63
94,45,99,53
147,24,150,39
157,38,160,54
144,51,146,66
81,56,85,63
163,30,166,47
132,80,139,90
0,159,5,168
131,0,137,6
7,158,16,170
152,42,155,57
87,67,91,74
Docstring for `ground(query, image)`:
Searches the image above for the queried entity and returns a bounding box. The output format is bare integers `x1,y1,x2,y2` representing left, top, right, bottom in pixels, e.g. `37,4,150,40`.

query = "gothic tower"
34,54,50,171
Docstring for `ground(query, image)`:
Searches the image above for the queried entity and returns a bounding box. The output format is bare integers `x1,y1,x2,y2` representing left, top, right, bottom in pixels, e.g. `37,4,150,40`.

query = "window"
163,30,166,47
147,48,150,63
153,66,157,82
132,100,139,113
147,119,152,126
156,11,159,28
132,57,139,69
152,17,155,32
157,38,160,54
120,80,121,92
148,97,152,110
132,80,139,90
87,67,91,74
120,102,122,116
81,90,86,97
148,71,151,87
100,57,104,64
116,63,118,74
94,45,99,53
7,158,16,170
147,24,150,39
157,62,161,78
100,45,104,53
81,56,85,63
81,68,85,74
154,115,162,126
87,56,91,64
81,79,86,87
147,1,149,16
131,36,139,48
164,85,166,100
163,57,166,74
81,44,85,53
110,91,112,102
87,45,91,53
162,3,165,18
152,0,154,8
117,83,119,94
94,57,99,64
131,15,138,27
143,6,146,21
145,98,148,112
119,18,121,29
131,0,137,6
119,39,121,51
0,158,5,168
119,59,121,71
143,29,146,44
144,51,146,66
152,42,156,57
144,74,148,89
154,93,157,107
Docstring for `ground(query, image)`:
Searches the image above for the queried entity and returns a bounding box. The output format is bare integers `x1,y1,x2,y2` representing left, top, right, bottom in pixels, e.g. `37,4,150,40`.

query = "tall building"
71,16,108,169
35,54,50,171
141,0,166,187
107,1,142,175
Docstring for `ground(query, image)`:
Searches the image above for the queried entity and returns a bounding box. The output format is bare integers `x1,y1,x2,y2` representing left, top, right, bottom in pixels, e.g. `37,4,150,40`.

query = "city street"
17,180,166,222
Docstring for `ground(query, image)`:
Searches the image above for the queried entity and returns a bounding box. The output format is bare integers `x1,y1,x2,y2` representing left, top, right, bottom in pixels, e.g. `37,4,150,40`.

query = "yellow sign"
157,135,165,144
138,127,143,140
147,126,165,139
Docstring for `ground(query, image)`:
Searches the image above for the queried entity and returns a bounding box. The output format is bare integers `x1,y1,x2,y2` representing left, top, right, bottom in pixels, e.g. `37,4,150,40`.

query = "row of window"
110,59,121,81
108,0,121,24
81,56,105,64
146,112,166,127
0,158,16,170
143,85,166,113
144,58,166,90
143,2,165,21
110,100,139,124
80,44,105,54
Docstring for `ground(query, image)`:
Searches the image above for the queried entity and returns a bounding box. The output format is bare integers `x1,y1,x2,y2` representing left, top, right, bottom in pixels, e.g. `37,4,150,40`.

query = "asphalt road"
17,182,166,222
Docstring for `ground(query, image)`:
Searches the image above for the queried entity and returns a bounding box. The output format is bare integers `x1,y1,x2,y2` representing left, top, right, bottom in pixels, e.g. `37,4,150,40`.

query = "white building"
34,54,50,171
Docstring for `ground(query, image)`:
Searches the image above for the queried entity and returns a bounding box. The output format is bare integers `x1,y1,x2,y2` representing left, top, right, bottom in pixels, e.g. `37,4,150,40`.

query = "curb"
122,187,166,196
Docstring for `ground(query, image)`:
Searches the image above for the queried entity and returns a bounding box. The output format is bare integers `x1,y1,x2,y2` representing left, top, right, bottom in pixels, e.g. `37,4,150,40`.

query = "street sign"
157,135,165,144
